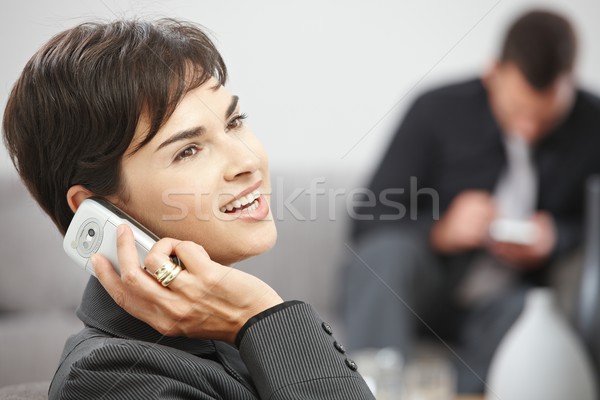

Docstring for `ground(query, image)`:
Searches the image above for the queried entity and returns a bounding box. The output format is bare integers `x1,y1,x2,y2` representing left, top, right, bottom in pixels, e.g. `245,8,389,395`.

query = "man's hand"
488,211,557,269
430,190,496,254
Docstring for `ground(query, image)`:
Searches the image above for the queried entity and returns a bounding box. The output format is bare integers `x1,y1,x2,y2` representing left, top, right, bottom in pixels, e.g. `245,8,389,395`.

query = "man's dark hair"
2,19,227,234
500,10,577,89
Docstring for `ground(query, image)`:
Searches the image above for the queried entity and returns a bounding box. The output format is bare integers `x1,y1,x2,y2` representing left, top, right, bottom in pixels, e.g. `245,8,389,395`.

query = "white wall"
1,0,599,182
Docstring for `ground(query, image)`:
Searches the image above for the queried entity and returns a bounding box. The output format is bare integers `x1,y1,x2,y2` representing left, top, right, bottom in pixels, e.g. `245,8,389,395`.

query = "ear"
66,185,95,213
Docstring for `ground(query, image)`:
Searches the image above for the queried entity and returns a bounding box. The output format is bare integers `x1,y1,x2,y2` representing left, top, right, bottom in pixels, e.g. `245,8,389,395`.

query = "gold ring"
154,261,176,281
160,265,182,287
154,260,182,287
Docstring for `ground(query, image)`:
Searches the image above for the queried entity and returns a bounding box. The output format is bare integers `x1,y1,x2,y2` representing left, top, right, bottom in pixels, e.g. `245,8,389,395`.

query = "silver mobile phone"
63,197,176,276
489,218,537,245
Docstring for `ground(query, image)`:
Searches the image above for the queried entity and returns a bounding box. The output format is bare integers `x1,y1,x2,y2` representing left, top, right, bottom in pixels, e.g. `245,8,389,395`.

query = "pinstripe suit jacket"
48,278,374,399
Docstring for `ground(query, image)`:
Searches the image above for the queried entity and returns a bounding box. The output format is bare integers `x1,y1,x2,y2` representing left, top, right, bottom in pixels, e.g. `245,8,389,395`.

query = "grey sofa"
0,382,48,400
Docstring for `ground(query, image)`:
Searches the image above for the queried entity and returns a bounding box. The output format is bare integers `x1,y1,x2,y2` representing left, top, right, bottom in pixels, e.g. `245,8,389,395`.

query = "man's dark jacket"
353,78,600,277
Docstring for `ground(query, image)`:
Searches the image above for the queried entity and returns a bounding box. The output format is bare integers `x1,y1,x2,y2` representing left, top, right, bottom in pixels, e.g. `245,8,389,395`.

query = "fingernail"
90,254,98,267
117,224,126,237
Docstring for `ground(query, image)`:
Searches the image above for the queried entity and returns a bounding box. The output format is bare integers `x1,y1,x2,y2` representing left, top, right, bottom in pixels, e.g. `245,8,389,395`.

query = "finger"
116,224,156,287
116,224,142,270
92,252,176,328
491,242,529,263
144,237,183,274
113,226,181,306
173,241,231,289
144,238,193,291
172,241,215,276
492,242,508,254
91,253,129,309
145,239,213,277
489,241,509,256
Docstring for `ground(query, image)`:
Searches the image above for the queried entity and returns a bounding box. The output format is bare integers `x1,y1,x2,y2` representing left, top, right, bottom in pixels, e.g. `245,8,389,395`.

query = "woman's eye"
175,145,199,161
225,113,248,132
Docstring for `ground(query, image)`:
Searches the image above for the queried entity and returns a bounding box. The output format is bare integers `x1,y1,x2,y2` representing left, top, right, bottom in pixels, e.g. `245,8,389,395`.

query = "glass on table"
402,356,456,400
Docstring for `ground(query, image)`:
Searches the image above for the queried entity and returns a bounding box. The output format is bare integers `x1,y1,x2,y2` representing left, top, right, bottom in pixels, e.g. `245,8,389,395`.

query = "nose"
223,135,261,181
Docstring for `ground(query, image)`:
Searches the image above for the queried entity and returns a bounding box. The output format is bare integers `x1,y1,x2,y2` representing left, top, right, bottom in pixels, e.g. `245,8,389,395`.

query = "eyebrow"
226,95,239,119
155,95,240,153
155,126,206,152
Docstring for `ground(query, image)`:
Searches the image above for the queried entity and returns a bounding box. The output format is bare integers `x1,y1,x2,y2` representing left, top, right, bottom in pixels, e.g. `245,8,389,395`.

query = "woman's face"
112,78,277,265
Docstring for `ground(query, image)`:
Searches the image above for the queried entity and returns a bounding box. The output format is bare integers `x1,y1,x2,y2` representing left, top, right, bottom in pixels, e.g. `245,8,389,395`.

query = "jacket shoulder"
577,89,600,111
49,328,110,399
415,78,486,108
49,328,245,400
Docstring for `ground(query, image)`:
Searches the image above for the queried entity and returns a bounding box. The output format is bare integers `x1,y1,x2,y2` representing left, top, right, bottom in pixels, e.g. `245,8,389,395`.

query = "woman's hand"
91,224,283,344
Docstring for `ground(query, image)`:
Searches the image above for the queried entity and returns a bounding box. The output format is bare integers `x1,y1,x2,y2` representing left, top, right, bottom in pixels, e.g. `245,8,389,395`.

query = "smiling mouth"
220,190,261,213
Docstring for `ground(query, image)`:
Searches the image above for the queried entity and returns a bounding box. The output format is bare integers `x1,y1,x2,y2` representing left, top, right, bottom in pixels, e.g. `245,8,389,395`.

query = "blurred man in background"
342,9,600,393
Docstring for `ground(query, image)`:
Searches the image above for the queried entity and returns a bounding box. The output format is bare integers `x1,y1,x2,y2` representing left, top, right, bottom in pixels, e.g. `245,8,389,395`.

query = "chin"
214,223,278,266
236,225,278,263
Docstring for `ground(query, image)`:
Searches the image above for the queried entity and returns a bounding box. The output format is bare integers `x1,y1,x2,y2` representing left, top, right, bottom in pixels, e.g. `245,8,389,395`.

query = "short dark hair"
500,10,577,89
3,19,227,234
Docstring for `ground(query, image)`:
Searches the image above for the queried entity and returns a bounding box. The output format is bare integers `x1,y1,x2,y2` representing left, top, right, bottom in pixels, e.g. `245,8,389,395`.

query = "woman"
3,19,374,399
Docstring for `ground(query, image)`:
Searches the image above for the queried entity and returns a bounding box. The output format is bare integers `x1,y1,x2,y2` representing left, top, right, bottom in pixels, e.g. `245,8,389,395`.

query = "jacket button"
345,358,358,371
321,322,333,335
334,341,345,354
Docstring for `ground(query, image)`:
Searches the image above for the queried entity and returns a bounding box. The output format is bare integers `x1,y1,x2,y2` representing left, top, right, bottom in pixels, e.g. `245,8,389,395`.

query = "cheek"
246,133,269,170
117,171,208,237
161,179,222,227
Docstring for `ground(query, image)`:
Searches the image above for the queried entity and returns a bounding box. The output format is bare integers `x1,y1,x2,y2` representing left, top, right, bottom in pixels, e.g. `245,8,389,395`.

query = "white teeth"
239,195,250,206
220,190,262,213
246,200,259,211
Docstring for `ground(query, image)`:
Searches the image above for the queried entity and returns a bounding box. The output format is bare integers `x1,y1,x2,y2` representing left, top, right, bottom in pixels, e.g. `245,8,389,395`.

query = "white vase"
486,288,597,400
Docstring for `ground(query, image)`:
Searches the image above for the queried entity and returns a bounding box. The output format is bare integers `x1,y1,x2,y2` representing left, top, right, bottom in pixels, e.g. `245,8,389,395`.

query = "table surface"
456,396,484,400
